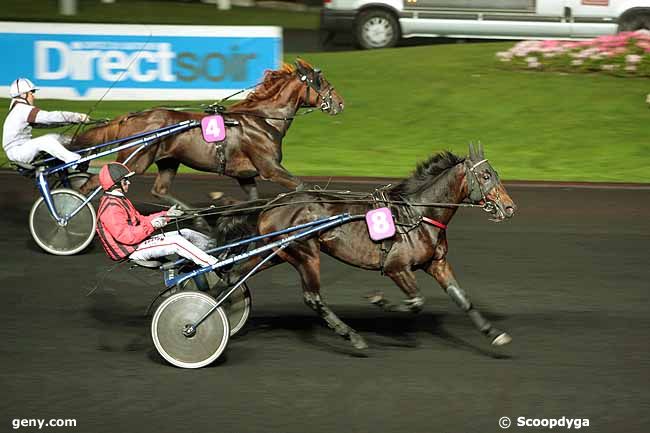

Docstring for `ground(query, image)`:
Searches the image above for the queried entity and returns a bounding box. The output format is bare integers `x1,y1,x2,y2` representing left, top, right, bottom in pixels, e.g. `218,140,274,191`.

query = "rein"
147,64,331,122
218,108,316,122
168,187,488,226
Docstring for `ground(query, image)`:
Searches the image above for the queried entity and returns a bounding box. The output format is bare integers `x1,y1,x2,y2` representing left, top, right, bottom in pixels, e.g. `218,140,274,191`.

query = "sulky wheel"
52,172,92,193
29,188,96,255
151,291,230,369
216,283,252,337
180,272,252,337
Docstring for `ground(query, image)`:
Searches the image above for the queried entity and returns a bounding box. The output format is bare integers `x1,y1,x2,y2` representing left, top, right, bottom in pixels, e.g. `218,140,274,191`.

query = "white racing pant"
129,229,218,267
6,134,80,164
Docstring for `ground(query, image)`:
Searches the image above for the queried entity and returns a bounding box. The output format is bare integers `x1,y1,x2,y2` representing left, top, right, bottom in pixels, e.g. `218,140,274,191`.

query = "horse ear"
478,141,485,159
469,142,477,160
294,58,305,74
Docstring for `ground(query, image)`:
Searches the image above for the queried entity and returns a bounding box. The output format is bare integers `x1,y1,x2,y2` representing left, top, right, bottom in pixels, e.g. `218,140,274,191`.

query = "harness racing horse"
214,144,516,350
71,59,344,205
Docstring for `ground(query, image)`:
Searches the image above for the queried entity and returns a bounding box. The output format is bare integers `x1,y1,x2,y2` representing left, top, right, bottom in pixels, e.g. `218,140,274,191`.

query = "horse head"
464,143,516,222
294,59,344,115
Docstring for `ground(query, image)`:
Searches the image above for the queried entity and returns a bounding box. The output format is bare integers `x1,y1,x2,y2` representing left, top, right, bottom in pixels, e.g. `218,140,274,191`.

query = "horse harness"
371,187,448,274
297,66,335,113
465,158,500,214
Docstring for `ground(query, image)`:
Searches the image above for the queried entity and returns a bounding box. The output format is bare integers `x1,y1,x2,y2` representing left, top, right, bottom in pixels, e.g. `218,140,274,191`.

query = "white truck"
320,0,650,49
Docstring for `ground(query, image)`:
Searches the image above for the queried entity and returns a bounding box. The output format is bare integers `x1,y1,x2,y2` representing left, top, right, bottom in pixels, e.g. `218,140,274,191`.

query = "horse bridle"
465,158,504,217
298,68,334,112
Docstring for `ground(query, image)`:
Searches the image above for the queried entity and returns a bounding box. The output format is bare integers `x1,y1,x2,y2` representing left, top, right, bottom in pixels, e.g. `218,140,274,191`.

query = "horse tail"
212,199,269,247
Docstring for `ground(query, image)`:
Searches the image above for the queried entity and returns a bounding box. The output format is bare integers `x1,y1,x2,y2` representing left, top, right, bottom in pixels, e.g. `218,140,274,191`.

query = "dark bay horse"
214,144,516,350
71,59,344,204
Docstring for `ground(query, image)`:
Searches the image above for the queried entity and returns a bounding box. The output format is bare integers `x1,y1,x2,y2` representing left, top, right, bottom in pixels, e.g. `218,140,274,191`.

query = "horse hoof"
209,191,224,200
365,292,384,304
491,332,512,346
349,333,368,350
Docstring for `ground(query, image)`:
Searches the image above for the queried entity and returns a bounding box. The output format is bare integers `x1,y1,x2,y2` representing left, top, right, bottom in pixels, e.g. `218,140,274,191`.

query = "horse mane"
231,61,305,109
390,151,465,197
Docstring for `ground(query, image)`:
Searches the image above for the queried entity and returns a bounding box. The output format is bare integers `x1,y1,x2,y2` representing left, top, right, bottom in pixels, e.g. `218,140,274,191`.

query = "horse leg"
368,268,425,313
425,258,512,346
152,158,210,231
236,177,259,201
249,156,306,192
79,174,100,195
277,243,368,350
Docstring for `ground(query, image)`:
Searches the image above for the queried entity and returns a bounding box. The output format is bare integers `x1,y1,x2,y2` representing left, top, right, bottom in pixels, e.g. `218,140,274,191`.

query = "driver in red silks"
95,162,218,267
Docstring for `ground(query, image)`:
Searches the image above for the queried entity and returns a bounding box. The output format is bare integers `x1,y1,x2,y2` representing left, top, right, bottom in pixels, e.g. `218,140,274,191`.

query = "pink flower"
540,40,561,48
571,59,584,66
625,65,637,71
637,41,650,51
626,54,642,63
601,64,617,71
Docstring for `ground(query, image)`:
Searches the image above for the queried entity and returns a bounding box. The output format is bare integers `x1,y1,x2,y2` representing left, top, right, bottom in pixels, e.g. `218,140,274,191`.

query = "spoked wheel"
151,291,230,369
28,188,96,255
179,272,252,336
52,172,92,192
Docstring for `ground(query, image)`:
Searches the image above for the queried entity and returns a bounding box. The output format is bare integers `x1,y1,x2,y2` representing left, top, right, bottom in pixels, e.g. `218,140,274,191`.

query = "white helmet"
9,78,39,98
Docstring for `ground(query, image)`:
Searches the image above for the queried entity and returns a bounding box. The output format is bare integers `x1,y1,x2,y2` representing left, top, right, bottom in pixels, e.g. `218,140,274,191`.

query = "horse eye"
483,173,491,181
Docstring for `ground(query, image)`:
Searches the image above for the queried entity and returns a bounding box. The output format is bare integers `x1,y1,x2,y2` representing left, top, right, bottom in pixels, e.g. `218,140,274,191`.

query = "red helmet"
99,162,135,191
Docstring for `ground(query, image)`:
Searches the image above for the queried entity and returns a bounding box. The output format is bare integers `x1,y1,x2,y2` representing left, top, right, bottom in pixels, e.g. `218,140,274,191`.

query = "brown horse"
214,144,516,350
71,59,344,205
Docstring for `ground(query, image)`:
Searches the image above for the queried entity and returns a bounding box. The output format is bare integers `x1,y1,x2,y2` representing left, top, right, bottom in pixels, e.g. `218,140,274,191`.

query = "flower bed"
496,30,650,77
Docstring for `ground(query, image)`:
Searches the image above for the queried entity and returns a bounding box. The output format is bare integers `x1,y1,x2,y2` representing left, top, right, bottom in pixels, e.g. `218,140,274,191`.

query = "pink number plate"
365,207,396,241
201,115,226,142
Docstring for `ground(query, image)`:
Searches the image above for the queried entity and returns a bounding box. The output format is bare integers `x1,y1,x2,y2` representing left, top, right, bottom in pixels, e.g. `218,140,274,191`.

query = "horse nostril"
505,206,515,217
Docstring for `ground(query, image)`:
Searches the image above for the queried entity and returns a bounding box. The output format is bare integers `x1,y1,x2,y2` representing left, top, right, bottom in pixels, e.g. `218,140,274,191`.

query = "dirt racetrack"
0,171,648,433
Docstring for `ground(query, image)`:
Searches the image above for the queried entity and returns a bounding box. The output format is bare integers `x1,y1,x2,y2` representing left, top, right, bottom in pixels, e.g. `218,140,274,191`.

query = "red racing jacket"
96,194,167,261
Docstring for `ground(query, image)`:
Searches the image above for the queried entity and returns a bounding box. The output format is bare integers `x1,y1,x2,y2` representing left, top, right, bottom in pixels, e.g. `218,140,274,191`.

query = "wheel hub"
364,18,392,46
183,324,196,338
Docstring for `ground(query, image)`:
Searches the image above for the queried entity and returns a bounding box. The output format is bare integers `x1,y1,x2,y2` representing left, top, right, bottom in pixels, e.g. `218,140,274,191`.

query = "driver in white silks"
96,162,219,268
2,77,89,166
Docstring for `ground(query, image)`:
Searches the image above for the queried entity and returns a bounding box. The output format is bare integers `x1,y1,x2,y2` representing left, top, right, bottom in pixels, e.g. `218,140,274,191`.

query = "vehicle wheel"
356,9,400,49
619,10,650,31
215,283,252,337
29,188,96,255
180,273,252,337
52,172,92,192
151,291,230,369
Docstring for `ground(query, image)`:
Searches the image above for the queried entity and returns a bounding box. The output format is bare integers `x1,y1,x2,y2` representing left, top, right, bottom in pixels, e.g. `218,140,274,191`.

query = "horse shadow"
241,307,513,360
86,289,513,361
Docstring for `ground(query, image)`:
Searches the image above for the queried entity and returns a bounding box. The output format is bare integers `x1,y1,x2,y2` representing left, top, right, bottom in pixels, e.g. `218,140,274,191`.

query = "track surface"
0,171,648,433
